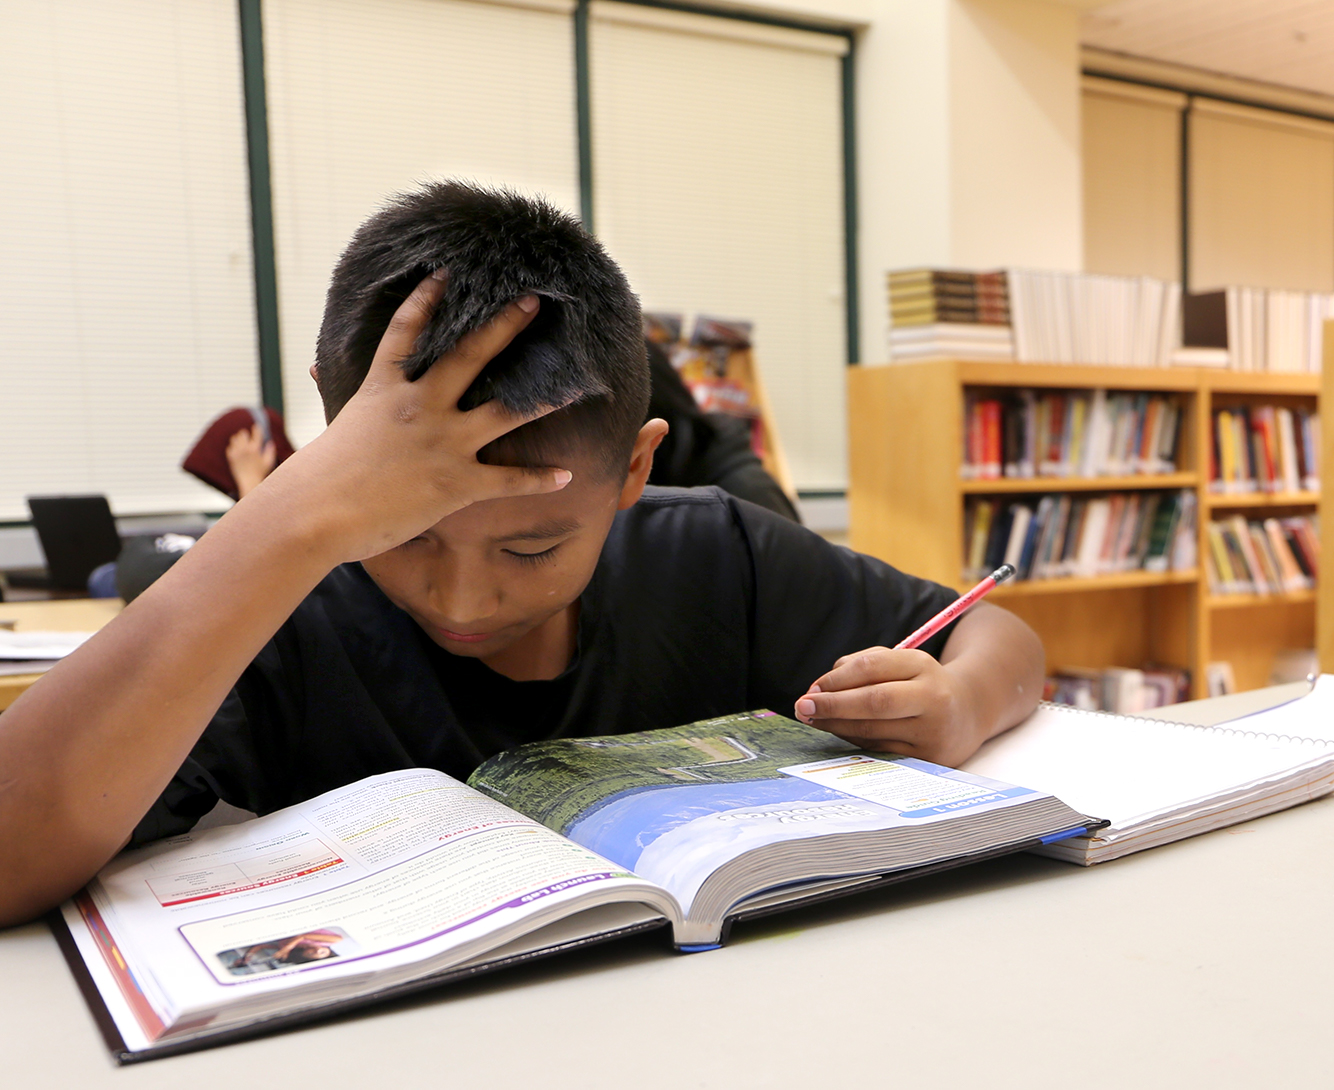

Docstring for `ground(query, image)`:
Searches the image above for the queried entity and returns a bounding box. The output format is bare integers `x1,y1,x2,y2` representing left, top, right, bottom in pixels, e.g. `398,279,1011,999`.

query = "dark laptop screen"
26,495,122,591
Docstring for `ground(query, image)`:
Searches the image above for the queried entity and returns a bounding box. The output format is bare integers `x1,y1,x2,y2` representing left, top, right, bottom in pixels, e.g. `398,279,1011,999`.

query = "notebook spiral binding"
1037,696,1334,751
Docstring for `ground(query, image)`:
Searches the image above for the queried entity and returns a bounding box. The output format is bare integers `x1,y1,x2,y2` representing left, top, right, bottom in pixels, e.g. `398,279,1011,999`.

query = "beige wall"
948,0,1082,272
854,0,1085,362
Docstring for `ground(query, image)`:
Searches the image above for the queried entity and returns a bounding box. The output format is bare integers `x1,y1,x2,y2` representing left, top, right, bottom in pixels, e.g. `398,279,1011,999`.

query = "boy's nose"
425,561,500,627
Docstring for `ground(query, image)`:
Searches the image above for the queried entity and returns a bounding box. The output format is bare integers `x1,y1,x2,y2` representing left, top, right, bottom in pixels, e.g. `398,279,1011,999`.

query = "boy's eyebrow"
494,518,583,543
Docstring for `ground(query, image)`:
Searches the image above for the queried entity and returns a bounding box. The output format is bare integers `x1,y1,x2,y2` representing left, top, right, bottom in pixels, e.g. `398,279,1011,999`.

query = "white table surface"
3,683,1332,1089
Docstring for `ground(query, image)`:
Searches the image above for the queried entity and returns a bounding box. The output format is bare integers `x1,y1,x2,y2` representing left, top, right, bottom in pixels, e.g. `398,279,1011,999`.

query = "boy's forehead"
436,465,622,541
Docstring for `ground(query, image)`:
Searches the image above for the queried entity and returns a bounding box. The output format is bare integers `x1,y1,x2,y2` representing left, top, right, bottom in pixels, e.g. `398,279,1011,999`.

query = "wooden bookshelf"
849,359,1321,699
1318,324,1334,678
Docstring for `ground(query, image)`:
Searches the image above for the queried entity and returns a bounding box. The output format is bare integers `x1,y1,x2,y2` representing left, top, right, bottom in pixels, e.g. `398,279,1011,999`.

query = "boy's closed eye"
504,544,561,565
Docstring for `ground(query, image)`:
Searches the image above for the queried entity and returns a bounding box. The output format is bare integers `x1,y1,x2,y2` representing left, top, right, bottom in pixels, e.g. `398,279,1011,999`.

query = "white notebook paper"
961,676,1334,864
0,630,92,660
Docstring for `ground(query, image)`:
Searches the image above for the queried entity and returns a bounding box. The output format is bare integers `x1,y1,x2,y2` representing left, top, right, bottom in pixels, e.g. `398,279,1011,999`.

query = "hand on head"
260,272,574,565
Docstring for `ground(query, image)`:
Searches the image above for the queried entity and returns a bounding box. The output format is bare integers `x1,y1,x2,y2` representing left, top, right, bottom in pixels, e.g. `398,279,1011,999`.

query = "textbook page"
469,712,1061,923
67,769,675,1051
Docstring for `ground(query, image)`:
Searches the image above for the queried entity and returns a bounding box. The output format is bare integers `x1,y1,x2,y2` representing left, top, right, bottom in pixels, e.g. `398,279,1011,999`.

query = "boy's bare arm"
0,275,568,926
794,602,1044,767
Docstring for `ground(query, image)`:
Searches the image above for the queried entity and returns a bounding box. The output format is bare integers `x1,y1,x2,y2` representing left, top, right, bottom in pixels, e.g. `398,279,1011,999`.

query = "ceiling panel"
1082,0,1334,99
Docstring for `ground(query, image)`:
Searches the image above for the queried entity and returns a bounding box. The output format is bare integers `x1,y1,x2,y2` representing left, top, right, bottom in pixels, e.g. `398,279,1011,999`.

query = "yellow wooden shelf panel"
1204,490,1319,508
962,472,1198,494
1207,590,1316,608
953,360,1199,391
1204,371,1320,395
983,570,1199,596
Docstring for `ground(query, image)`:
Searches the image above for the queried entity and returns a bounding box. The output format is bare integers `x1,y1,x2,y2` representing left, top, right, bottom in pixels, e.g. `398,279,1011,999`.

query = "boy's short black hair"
315,181,649,478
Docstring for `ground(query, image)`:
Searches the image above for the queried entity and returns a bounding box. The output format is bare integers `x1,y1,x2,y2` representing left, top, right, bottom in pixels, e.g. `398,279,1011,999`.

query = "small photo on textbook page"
214,927,358,978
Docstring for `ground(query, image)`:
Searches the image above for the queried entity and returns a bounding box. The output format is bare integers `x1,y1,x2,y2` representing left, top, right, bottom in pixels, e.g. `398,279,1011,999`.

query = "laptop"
26,495,123,591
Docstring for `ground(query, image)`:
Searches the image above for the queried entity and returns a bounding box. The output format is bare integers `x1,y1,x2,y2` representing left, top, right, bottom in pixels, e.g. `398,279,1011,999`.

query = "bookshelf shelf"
1208,590,1317,609
962,473,1198,495
952,361,1198,391
1204,491,1319,508
992,570,1199,597
849,358,1323,699
1206,372,1320,395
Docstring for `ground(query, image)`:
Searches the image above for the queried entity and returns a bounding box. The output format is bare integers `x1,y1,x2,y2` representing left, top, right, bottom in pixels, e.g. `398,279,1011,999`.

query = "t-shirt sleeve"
733,498,961,708
128,642,299,847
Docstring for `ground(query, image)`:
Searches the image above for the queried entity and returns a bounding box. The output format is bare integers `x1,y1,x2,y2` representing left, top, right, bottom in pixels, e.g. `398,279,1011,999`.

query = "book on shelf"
57,711,1101,1061
888,323,1014,362
964,676,1334,864
1206,661,1237,697
1204,514,1319,596
1183,287,1334,373
961,389,1182,481
1044,665,1190,713
1169,346,1231,368
963,490,1197,582
1005,270,1181,366
887,268,1010,326
886,269,1014,361
1209,405,1320,494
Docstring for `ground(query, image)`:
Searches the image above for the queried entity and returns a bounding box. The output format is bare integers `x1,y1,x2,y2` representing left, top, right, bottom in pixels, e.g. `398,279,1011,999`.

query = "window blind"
1189,97,1334,293
588,1,849,491
1081,76,1184,283
0,0,260,520
262,0,581,446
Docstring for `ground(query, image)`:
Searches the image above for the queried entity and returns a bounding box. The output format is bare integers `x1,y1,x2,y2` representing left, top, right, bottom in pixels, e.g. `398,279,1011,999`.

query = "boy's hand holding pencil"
795,565,1025,767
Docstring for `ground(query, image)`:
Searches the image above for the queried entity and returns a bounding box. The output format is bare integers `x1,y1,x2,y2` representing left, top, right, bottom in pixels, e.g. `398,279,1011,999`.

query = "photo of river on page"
467,711,1065,929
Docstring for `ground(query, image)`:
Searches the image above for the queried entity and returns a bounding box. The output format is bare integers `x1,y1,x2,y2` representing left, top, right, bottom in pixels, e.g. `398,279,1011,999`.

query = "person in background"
223,422,280,500
181,406,296,502
644,341,800,522
87,409,295,600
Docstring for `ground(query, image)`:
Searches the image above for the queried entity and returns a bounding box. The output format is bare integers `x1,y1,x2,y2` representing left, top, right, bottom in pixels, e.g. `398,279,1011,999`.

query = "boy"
0,183,1043,926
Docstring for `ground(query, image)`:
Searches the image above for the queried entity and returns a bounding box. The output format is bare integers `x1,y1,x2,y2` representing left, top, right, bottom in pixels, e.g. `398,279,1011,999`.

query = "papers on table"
0,630,93,674
962,677,1334,864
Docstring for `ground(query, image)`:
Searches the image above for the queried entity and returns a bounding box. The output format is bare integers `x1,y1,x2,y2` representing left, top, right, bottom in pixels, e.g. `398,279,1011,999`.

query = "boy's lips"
436,627,492,644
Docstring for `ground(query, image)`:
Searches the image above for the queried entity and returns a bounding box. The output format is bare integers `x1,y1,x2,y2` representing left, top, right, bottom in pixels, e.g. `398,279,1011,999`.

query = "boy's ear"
617,419,670,510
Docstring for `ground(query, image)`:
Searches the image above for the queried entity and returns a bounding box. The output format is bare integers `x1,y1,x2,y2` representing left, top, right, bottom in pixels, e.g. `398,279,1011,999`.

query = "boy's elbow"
0,834,131,930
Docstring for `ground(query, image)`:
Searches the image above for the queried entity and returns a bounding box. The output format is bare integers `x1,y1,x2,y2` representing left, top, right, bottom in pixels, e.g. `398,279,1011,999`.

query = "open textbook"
963,675,1334,863
56,711,1098,1061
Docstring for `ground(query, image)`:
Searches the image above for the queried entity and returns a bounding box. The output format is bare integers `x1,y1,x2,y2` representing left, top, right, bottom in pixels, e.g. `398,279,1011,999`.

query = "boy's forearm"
0,282,558,926
938,602,1045,746
0,485,344,926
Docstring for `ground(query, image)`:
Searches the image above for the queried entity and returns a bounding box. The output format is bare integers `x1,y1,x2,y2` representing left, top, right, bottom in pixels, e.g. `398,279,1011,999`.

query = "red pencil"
893,563,1016,650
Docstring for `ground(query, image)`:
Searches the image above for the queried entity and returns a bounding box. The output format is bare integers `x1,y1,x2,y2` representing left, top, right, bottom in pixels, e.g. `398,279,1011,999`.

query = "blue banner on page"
896,786,1035,818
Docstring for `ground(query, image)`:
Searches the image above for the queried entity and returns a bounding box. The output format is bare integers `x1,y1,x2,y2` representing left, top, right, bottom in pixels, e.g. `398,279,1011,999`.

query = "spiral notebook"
961,676,1334,864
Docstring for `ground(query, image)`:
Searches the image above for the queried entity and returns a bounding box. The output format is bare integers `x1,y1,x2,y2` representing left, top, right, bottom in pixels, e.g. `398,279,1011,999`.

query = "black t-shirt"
132,487,959,844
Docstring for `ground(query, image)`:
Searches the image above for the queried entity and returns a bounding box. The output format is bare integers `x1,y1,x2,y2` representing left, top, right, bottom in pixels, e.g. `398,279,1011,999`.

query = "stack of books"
962,390,1183,480
1183,288,1334,373
1006,270,1181,366
963,490,1197,583
1205,514,1319,596
1045,665,1190,713
887,269,1013,361
1210,405,1320,494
